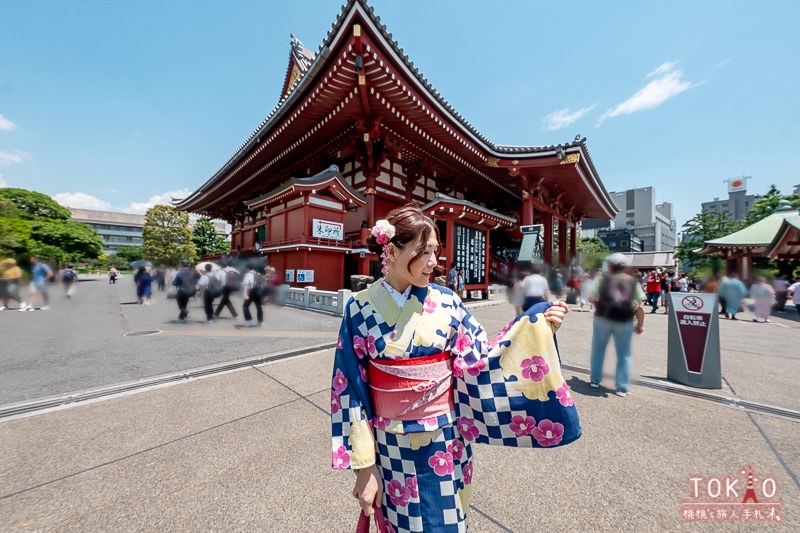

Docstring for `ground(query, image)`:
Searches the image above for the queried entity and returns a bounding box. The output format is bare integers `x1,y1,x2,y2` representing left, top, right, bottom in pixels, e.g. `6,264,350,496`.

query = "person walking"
139,266,154,305
154,265,167,292
750,277,775,323
521,265,550,311
660,271,671,313
0,258,23,310
787,276,800,317
172,259,196,322
108,266,118,284
588,253,644,397
578,272,593,312
214,260,239,319
447,262,458,293
772,273,790,313
718,272,747,320
61,264,78,298
21,257,54,311
510,270,527,316
645,270,661,313
197,263,221,323
242,264,263,327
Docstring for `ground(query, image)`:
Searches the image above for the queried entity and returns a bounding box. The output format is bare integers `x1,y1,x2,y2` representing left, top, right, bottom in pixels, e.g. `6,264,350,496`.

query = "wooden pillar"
365,179,376,227
558,219,567,266
569,222,578,263
543,210,553,265
520,175,533,226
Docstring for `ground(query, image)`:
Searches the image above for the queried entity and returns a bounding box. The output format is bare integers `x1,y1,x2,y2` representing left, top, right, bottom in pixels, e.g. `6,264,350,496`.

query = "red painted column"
569,222,577,263
520,175,533,226
558,219,568,266
543,210,553,265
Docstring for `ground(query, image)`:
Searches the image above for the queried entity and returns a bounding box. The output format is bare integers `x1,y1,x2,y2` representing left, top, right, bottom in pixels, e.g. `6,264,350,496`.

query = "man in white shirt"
788,278,800,317
242,264,263,327
522,266,550,311
214,260,239,319
197,264,217,323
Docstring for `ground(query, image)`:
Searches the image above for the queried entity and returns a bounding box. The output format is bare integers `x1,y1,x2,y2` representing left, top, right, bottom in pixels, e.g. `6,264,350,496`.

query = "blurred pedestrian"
660,271,671,313
61,264,78,298
214,259,239,319
522,265,550,311
242,263,263,327
197,263,221,323
22,257,54,311
0,258,23,310
772,273,790,312
155,265,167,292
139,266,154,305
447,262,458,293
645,270,661,313
108,266,118,284
510,270,527,316
589,253,644,397
172,259,196,322
750,277,774,323
578,272,593,312
719,272,746,320
787,276,800,317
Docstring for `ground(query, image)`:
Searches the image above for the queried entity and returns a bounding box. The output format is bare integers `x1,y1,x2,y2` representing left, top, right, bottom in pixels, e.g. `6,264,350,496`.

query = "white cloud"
0,115,17,131
53,192,112,211
0,174,8,188
0,149,29,165
542,104,597,131
597,62,698,125
124,188,192,214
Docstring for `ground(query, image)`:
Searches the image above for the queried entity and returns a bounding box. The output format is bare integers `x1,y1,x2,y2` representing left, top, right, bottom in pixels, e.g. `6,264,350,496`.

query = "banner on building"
727,176,748,193
519,224,544,263
312,219,344,240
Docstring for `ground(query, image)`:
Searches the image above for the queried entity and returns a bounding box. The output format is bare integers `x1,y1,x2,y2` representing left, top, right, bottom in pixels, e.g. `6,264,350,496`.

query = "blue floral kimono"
331,282,581,532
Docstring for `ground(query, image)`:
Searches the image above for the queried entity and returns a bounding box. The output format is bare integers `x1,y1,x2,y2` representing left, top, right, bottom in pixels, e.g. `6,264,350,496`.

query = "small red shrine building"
176,0,617,292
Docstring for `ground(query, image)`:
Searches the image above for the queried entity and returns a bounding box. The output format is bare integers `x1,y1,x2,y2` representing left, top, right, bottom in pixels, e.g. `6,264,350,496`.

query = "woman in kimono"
749,276,774,322
718,272,747,320
331,204,580,532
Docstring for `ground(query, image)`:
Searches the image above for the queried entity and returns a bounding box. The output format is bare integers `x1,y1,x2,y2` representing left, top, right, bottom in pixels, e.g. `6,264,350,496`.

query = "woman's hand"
544,301,569,332
353,464,382,516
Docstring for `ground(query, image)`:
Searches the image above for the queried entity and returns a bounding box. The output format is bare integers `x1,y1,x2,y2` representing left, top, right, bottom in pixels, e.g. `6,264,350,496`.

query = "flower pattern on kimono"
330,391,341,414
520,355,549,382
423,296,437,314
556,382,573,407
462,460,473,485
456,417,480,442
387,479,411,507
405,475,419,498
359,365,368,383
486,322,512,350
332,368,348,395
447,438,465,460
454,332,473,355
373,416,391,430
353,335,376,359
428,450,455,477
331,446,350,469
418,417,439,431
509,414,536,437
532,419,564,447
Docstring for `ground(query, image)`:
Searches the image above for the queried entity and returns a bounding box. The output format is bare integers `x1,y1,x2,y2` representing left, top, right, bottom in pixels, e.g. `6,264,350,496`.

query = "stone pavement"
1,280,798,531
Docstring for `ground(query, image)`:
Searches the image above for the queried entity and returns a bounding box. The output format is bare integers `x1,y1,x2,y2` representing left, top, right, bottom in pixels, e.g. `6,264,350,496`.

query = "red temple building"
176,0,617,292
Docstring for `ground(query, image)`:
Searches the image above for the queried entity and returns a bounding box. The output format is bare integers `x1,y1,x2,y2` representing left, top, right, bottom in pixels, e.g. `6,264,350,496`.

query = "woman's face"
390,232,439,288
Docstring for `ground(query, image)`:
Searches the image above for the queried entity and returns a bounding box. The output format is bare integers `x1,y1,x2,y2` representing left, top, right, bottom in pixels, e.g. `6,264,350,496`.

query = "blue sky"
1,0,798,229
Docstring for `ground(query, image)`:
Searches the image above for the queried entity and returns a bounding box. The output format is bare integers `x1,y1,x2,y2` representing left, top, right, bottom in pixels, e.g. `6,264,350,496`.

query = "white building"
609,187,676,252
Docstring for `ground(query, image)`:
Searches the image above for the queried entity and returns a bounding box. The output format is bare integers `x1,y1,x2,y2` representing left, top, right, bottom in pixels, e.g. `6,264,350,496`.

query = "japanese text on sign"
312,219,344,241
453,223,486,286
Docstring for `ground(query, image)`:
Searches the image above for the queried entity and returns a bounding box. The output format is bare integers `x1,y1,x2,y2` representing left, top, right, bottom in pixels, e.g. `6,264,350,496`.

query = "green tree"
0,188,70,220
115,245,143,264
675,211,739,271
191,217,229,257
739,185,800,228
0,188,102,262
142,205,195,266
577,237,610,270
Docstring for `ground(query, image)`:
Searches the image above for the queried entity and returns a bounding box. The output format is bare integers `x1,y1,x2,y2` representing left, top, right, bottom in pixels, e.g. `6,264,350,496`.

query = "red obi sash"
368,352,455,421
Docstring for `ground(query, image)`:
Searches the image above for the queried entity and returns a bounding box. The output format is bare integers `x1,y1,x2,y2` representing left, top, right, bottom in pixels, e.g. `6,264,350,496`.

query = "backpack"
595,273,637,322
177,269,197,297
225,270,241,291
62,270,76,283
206,273,223,298
253,273,270,298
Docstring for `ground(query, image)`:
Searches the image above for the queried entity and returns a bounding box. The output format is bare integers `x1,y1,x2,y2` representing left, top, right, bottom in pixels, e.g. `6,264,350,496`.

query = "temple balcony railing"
275,285,352,316
261,236,352,250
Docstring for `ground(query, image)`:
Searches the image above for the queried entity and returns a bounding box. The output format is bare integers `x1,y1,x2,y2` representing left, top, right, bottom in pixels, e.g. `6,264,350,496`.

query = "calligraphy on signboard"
312,219,344,240
454,223,486,285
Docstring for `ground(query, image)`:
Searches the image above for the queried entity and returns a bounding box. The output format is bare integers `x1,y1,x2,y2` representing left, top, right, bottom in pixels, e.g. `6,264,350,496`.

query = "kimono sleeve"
330,298,376,470
449,299,582,449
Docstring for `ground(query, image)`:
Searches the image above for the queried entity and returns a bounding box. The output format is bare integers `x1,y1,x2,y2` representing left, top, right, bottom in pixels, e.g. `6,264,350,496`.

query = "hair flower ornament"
371,219,396,245
372,219,396,275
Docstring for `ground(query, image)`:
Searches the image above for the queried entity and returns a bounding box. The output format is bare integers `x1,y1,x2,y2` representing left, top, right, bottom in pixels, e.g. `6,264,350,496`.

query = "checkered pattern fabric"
376,426,471,532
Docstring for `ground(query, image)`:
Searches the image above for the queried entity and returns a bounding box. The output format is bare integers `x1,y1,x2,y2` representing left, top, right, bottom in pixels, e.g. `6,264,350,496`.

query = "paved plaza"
1,276,797,531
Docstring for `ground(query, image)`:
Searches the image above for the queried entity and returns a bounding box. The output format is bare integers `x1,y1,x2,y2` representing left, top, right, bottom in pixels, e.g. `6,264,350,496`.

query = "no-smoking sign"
681,295,704,311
